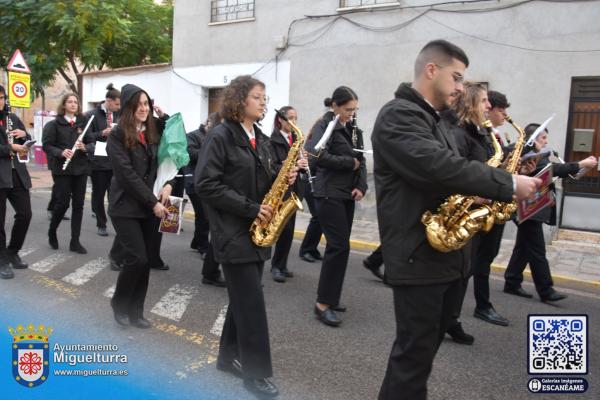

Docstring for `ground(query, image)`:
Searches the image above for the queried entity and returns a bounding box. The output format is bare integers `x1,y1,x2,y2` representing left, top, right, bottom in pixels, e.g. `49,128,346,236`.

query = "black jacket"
85,103,118,171
42,115,93,176
107,117,169,219
268,129,304,199
184,125,206,193
305,111,368,199
372,82,514,286
195,120,275,264
0,116,32,190
448,121,494,162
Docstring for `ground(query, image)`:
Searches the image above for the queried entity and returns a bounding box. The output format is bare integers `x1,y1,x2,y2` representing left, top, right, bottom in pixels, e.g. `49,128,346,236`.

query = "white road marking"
29,254,72,273
19,247,37,257
62,257,109,286
104,285,116,298
210,304,228,336
150,284,198,321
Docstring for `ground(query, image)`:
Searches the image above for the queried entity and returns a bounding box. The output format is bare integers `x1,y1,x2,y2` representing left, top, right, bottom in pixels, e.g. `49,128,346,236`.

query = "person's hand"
353,158,360,171
579,155,598,170
62,149,74,159
153,202,169,218
153,105,165,118
75,140,86,151
11,144,27,154
287,167,299,185
519,158,538,175
9,129,26,139
159,184,172,205
351,188,364,201
514,175,542,200
102,127,112,137
296,157,308,170
256,204,273,224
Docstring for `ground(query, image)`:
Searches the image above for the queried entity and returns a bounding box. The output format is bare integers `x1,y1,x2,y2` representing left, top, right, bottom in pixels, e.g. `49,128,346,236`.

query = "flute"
62,115,95,170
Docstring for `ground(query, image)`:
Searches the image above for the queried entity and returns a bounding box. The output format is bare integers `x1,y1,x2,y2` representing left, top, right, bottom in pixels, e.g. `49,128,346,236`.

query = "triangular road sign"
7,49,31,73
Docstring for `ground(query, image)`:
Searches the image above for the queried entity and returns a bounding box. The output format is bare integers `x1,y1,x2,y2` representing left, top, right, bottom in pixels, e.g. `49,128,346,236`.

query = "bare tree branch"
57,67,78,95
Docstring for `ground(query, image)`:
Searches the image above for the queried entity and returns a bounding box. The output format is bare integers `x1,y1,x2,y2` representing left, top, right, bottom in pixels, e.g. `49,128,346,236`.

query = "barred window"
340,0,400,8
210,0,255,23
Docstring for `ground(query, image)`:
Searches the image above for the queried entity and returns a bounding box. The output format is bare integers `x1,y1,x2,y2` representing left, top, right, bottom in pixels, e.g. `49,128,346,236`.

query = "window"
210,0,255,24
339,0,400,9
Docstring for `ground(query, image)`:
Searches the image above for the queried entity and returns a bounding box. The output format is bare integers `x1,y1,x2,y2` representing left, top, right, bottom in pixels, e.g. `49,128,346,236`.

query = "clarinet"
351,113,364,188
6,99,14,159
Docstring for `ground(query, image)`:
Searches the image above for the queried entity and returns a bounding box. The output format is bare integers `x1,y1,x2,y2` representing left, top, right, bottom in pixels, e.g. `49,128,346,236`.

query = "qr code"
528,315,587,374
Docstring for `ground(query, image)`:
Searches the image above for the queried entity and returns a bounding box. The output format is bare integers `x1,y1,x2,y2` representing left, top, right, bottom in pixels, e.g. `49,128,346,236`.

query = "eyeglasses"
343,107,358,113
250,95,269,104
434,64,464,84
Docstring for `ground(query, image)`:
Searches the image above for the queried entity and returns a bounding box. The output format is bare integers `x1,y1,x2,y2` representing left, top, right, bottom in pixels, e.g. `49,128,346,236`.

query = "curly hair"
220,75,265,122
453,82,487,127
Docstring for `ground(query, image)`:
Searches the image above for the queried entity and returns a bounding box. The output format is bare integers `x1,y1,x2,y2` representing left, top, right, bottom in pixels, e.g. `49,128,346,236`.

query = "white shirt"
240,123,255,141
280,130,292,146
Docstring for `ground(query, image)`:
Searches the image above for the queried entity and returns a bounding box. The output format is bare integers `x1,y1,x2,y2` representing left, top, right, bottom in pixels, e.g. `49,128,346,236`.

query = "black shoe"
69,241,87,254
201,276,226,287
314,306,341,327
363,260,384,280
109,257,123,272
216,358,243,379
504,285,533,298
111,302,129,326
446,323,475,345
243,378,279,399
97,227,108,237
150,263,169,271
331,304,347,312
299,253,316,263
62,215,70,221
312,252,323,261
48,229,58,249
0,264,14,279
474,307,509,326
282,269,294,278
541,290,568,303
7,252,28,269
271,269,286,283
130,317,152,329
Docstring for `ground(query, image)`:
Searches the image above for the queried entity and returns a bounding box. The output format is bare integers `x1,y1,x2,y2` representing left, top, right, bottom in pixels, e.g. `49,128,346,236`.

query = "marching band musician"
0,85,32,279
268,106,306,283
372,40,541,399
196,75,298,399
107,84,172,329
305,86,368,327
85,83,121,237
504,124,598,302
42,93,93,254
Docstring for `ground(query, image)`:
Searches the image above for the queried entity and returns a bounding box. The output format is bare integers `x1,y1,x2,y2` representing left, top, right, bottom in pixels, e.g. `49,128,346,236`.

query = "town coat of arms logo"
8,324,53,388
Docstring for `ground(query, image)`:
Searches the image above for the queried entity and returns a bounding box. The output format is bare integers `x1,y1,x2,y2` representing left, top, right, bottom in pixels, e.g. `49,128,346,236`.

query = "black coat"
372,82,514,286
0,116,32,190
42,115,93,176
268,129,304,198
305,111,368,199
450,122,494,162
107,117,169,219
195,120,275,264
85,103,119,171
184,126,206,193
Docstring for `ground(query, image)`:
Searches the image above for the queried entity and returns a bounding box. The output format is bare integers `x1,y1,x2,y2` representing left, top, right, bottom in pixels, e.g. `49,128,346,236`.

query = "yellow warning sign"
8,71,30,108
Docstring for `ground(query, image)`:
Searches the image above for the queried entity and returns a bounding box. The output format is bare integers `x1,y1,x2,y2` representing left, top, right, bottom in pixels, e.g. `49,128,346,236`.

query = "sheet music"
95,141,108,157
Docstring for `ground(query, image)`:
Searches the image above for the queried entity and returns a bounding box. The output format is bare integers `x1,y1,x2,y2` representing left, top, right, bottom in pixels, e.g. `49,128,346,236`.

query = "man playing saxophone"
372,40,541,400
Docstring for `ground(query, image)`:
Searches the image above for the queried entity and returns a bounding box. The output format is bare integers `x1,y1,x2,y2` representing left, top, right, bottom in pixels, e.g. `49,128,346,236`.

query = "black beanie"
120,84,149,108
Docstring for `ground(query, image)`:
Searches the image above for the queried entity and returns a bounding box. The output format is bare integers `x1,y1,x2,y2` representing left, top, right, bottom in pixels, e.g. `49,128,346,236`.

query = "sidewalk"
28,164,600,288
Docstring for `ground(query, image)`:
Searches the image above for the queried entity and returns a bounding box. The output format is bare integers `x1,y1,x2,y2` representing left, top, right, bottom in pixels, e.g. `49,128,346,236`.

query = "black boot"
7,251,28,269
0,261,14,279
69,239,87,254
48,229,58,249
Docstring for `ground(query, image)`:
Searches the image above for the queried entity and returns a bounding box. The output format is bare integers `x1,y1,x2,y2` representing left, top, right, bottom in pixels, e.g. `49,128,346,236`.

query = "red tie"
138,131,146,145
250,137,256,150
69,119,75,127
107,112,113,126
288,134,293,147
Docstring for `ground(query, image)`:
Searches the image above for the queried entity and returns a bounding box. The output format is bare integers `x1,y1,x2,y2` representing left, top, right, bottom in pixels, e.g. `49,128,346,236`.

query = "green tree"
0,0,173,97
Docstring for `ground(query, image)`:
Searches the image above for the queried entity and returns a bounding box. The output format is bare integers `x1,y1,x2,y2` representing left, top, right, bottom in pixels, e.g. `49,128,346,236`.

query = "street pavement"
0,166,597,399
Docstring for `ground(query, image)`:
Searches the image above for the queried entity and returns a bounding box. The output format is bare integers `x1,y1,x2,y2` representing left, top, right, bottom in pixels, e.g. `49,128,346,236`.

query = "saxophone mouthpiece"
274,109,289,122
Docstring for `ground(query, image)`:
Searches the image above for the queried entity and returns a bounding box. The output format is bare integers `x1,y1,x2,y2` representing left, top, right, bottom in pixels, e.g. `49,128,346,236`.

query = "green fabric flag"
158,112,190,168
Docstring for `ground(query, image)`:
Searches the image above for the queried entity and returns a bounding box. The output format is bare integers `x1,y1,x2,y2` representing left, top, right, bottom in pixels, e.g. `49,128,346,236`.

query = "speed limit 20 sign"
8,71,30,108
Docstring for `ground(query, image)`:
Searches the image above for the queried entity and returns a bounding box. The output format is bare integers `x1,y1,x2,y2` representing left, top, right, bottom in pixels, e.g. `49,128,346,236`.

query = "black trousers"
111,216,155,319
219,261,273,379
366,245,384,267
504,219,554,298
188,191,210,253
379,280,462,400
91,169,112,229
49,174,87,241
0,170,32,256
109,234,124,264
202,240,221,280
316,197,354,306
473,223,505,310
299,185,322,258
271,213,296,272
149,216,166,268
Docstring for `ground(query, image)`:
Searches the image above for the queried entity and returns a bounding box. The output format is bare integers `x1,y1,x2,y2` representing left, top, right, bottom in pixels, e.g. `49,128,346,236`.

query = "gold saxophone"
421,120,504,252
250,109,304,247
491,115,525,224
